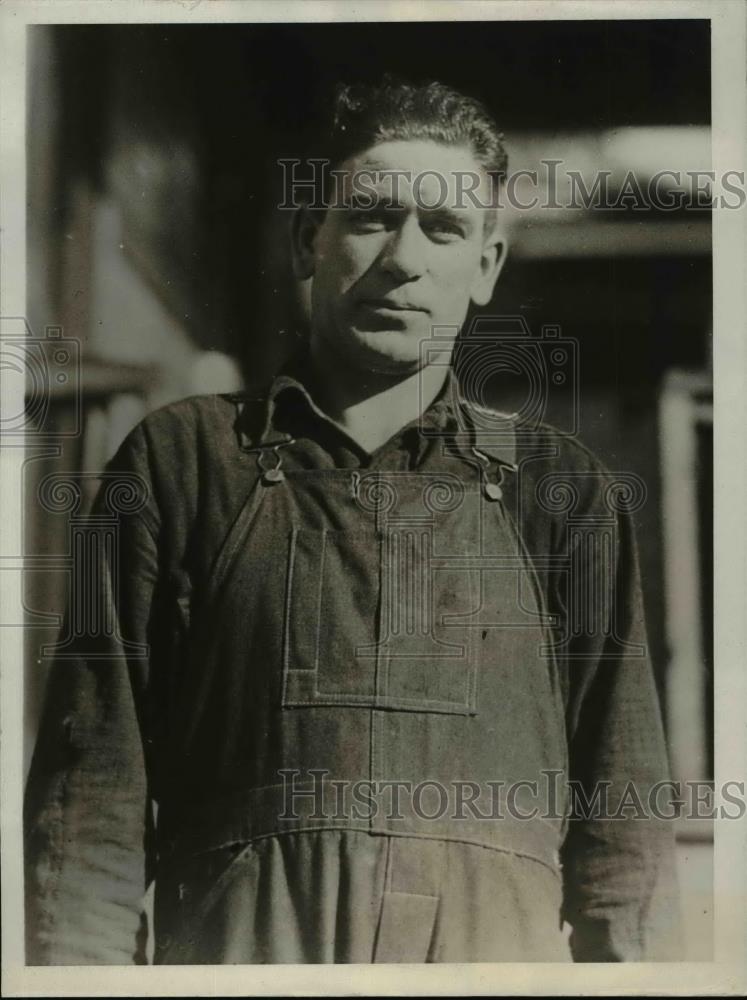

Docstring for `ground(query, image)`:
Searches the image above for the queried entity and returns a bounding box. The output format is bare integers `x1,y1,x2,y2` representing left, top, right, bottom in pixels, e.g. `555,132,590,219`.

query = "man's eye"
422,217,465,241
347,208,392,230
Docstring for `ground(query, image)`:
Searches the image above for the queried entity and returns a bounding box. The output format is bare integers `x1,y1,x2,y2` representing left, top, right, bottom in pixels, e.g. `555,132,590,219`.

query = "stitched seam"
159,826,562,883
371,834,393,960
280,528,298,705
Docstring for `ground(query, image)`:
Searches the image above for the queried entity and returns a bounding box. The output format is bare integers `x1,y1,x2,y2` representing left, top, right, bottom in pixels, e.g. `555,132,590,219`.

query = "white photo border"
1,1,744,995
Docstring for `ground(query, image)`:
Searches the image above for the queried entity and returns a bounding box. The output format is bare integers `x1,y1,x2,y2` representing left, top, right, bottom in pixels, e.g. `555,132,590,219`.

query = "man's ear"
470,222,508,307
291,206,322,280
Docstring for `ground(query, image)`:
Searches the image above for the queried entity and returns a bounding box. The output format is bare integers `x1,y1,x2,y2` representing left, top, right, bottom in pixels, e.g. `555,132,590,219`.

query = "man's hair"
323,76,508,184
302,75,509,211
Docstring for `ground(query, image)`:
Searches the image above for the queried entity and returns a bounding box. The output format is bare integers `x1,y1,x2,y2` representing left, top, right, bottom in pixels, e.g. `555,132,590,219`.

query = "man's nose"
379,218,427,281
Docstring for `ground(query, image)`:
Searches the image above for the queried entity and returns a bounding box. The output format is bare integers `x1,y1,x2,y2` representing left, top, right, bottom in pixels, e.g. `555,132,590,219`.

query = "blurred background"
24,19,713,957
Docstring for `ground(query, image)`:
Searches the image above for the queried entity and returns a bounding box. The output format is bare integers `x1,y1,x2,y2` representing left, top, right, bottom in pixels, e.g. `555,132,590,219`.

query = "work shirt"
24,357,682,964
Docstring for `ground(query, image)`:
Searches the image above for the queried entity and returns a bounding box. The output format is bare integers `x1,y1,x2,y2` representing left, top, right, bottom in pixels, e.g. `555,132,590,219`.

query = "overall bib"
152,435,573,963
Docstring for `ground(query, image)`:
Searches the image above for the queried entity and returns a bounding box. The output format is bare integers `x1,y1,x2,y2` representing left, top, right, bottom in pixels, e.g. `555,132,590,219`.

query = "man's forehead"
334,139,497,209
343,141,488,177
347,136,483,166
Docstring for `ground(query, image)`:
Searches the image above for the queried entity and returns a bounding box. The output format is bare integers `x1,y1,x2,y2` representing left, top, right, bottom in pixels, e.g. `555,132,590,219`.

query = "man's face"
299,139,505,375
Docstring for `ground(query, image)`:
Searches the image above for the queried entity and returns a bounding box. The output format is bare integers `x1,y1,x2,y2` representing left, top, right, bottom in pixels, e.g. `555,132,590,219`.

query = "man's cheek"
434,252,479,284
332,247,374,284
434,268,477,302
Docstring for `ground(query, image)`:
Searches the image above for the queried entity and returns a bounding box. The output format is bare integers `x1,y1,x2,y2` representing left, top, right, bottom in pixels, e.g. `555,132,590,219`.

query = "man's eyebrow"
421,204,478,228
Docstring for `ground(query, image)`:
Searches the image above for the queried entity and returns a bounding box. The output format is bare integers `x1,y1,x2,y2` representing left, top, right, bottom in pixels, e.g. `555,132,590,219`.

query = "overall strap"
465,408,558,658
203,392,289,610
176,392,281,747
467,407,554,560
458,400,519,504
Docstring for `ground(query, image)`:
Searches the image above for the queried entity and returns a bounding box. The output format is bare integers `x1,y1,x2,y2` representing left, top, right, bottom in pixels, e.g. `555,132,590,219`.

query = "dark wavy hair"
324,76,508,183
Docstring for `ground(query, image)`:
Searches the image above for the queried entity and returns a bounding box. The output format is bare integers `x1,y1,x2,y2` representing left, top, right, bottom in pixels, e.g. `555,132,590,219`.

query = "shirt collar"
262,353,457,441
242,350,516,469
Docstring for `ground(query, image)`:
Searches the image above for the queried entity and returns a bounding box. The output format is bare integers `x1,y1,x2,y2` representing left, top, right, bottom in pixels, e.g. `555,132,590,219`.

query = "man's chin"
344,326,433,375
313,322,456,378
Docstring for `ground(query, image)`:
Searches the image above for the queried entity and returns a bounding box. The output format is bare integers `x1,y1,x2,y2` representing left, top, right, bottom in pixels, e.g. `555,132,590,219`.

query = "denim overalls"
24,366,682,965
152,377,573,963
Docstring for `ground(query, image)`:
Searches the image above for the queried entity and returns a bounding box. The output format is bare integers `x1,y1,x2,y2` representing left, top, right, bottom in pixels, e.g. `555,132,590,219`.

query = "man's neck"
306,337,451,454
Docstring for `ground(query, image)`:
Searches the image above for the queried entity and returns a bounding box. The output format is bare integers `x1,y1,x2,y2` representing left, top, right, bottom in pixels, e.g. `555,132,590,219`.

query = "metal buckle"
246,438,295,484
472,446,515,502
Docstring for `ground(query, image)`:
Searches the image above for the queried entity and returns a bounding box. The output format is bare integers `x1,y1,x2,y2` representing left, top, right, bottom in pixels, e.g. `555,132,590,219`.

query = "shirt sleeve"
554,453,684,961
24,423,159,965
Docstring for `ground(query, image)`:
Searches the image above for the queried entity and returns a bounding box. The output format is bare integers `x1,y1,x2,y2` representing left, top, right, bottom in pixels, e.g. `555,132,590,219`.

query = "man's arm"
24,424,159,965
553,452,684,961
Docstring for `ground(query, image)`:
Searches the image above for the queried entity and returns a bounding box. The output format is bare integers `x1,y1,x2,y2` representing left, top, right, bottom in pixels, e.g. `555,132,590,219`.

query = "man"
25,77,682,964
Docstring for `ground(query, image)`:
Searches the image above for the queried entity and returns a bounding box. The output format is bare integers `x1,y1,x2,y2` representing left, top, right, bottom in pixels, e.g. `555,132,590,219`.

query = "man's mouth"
359,298,428,313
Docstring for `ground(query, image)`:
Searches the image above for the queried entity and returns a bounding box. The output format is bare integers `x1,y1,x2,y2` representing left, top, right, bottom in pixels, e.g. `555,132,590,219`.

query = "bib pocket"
281,526,480,715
